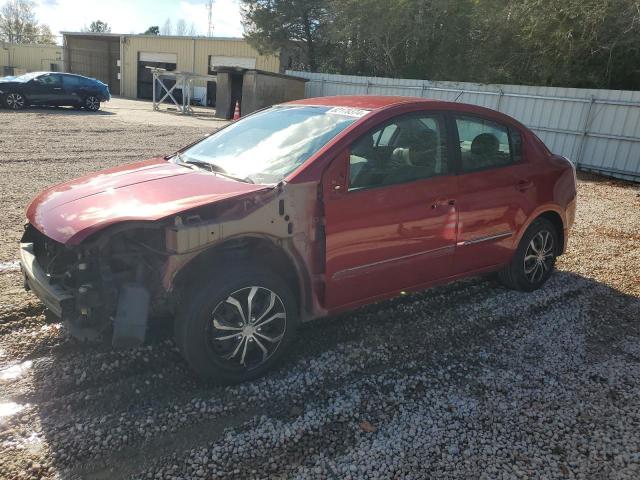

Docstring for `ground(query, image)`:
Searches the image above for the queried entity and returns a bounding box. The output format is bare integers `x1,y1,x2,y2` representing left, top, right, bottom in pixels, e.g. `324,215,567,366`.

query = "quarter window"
456,117,515,172
64,75,88,87
349,114,449,190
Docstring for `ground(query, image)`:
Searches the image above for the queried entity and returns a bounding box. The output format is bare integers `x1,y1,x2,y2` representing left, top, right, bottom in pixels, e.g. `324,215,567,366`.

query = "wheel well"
538,211,565,254
172,236,303,312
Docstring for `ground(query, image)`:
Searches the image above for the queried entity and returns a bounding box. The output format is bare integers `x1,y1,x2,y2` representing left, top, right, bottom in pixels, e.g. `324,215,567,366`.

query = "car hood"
26,158,271,245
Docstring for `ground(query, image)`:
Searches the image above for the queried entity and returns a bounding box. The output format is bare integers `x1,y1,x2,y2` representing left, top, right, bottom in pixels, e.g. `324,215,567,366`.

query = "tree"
143,25,160,35
37,23,55,44
241,0,640,89
176,18,187,35
0,0,55,44
85,20,111,33
161,18,172,35
507,0,640,89
175,18,197,36
241,0,332,72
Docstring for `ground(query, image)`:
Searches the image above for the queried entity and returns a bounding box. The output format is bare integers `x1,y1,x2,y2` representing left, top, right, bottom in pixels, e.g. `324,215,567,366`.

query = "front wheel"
5,92,26,110
175,266,298,384
84,96,101,111
498,218,559,291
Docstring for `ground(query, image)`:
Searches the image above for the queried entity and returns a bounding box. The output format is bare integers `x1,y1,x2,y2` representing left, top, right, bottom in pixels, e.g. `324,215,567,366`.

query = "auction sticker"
326,107,369,118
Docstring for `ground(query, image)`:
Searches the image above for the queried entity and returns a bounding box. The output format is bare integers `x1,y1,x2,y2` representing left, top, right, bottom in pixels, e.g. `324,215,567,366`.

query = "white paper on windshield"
326,107,369,118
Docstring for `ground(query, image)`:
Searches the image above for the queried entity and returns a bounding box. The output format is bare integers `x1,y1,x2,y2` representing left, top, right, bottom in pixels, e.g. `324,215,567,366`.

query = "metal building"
61,32,286,103
0,43,63,76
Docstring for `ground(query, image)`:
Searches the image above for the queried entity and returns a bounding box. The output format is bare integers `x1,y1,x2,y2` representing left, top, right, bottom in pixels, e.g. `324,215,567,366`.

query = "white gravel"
0,102,639,479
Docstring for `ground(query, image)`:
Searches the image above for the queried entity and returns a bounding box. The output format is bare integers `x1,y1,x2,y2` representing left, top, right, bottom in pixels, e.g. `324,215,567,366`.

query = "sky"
22,0,244,41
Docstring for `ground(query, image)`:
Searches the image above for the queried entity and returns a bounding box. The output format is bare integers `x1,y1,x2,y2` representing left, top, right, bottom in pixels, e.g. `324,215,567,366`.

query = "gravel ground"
1,100,639,480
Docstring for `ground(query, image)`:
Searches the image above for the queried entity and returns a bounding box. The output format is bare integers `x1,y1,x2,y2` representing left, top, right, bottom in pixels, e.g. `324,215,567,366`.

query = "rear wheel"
84,96,101,111
5,92,25,110
175,265,298,384
498,218,558,291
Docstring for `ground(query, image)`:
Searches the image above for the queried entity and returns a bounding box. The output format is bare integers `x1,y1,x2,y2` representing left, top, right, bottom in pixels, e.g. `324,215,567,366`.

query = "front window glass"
349,113,449,190
180,106,362,184
13,72,42,82
36,74,62,86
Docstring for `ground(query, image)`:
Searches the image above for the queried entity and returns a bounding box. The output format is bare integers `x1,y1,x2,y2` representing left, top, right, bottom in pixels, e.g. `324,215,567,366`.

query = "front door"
452,115,537,273
323,112,458,310
26,73,64,104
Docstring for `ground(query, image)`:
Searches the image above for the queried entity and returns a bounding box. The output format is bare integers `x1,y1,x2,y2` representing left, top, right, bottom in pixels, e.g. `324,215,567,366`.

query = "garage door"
67,36,121,95
137,52,177,100
210,55,256,70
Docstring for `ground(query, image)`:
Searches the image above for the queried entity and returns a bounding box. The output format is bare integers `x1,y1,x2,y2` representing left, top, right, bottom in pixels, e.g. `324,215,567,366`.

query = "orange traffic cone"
233,100,241,120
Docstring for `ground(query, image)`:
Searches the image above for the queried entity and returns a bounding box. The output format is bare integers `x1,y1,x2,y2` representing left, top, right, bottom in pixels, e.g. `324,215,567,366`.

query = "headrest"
471,133,499,156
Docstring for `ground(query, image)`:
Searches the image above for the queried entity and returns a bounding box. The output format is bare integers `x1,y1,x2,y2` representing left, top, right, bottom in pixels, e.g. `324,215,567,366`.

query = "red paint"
25,96,577,317
27,158,268,244
322,152,459,308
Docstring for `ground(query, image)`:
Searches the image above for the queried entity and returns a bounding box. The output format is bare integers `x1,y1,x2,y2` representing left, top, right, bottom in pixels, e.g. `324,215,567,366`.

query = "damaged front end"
19,180,325,349
20,223,167,348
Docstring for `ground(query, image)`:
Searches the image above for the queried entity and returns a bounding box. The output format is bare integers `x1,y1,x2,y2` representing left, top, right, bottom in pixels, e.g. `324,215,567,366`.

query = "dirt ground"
0,99,639,479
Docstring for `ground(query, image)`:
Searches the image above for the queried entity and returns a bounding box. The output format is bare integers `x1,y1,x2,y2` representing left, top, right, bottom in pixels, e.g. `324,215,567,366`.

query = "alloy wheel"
6,93,25,110
208,286,287,370
523,230,554,283
85,96,100,111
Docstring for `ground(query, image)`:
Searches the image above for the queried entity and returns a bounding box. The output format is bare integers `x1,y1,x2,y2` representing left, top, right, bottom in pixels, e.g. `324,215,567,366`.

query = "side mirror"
324,149,349,197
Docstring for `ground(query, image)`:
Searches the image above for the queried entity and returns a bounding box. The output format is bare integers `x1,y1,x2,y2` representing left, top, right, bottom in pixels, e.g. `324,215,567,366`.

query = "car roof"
282,95,529,132
284,95,434,111
34,72,97,80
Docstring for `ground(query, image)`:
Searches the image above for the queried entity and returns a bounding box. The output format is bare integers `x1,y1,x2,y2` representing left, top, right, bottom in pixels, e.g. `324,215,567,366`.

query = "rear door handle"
516,180,533,192
431,199,456,209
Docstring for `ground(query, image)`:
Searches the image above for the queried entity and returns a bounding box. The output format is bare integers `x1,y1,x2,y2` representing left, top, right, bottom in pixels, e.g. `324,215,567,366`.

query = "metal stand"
149,67,217,115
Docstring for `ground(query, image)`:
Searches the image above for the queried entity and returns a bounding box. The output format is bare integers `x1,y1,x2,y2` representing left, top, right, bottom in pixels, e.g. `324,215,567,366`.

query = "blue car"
0,72,111,111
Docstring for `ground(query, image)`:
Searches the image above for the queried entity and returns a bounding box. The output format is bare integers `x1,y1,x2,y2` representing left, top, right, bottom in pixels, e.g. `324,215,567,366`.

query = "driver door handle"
431,198,456,209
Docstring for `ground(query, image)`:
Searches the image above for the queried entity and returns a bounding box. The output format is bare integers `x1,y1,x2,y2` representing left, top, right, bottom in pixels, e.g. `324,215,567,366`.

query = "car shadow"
5,106,115,116
7,270,639,477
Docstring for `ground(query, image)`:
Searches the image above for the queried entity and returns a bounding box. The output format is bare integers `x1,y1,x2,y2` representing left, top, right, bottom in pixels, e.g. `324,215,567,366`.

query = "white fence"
286,71,640,182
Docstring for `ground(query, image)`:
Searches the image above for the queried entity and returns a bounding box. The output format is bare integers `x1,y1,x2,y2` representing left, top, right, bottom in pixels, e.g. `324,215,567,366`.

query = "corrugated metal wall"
121,36,281,98
1,44,63,73
287,71,640,182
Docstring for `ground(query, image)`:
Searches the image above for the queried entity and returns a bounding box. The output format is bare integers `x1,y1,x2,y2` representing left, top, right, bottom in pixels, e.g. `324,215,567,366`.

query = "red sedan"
20,96,577,383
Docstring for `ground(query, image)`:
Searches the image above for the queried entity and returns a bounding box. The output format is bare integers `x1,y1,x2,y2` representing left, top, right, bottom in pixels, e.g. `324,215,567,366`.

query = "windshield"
180,105,364,184
12,72,43,82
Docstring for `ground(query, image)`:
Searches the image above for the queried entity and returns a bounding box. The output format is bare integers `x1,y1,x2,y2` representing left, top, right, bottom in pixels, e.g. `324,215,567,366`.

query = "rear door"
61,75,86,105
323,112,458,309
452,115,537,273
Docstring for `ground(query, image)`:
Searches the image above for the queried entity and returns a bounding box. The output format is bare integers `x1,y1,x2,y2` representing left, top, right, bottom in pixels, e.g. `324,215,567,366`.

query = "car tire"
5,92,26,110
84,96,101,111
175,265,298,384
498,218,559,292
